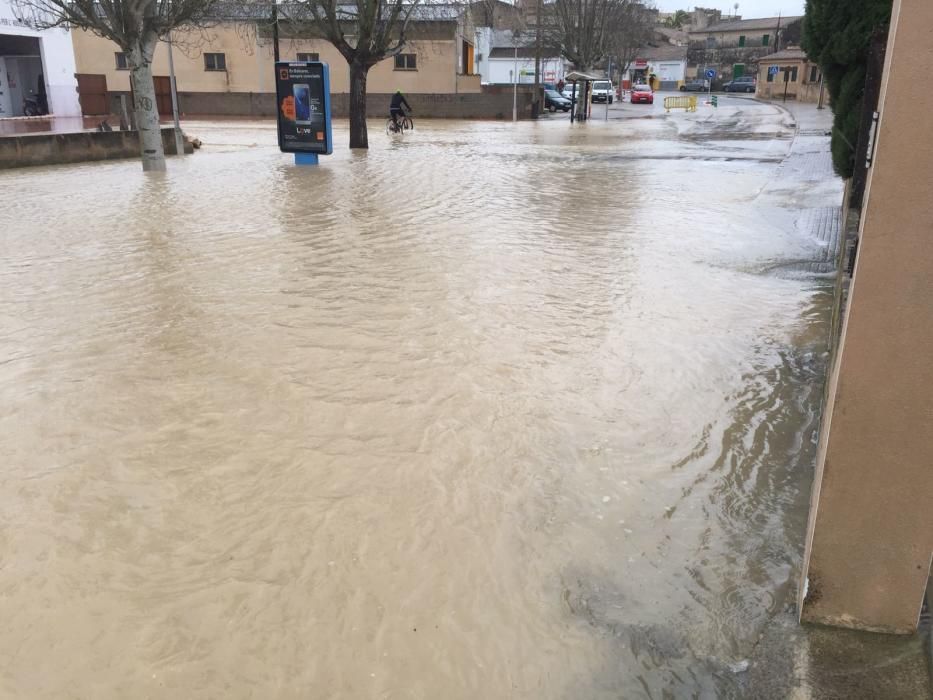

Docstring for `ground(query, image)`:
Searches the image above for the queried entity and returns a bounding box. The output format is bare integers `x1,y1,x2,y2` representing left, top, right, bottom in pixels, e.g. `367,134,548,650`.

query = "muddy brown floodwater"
0,101,928,698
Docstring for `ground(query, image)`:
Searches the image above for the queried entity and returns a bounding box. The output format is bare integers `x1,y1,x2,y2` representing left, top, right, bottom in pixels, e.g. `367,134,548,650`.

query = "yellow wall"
798,0,933,633
755,59,822,102
72,25,466,95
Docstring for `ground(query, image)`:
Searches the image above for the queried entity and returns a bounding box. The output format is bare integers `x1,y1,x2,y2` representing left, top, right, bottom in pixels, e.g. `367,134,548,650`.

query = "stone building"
755,48,823,103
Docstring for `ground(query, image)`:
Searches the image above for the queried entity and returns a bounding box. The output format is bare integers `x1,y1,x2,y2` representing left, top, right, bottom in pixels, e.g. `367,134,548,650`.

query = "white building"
623,44,688,90
477,29,567,85
0,0,80,117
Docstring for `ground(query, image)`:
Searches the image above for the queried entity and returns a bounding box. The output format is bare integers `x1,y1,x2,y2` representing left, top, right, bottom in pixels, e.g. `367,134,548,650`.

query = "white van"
591,80,614,104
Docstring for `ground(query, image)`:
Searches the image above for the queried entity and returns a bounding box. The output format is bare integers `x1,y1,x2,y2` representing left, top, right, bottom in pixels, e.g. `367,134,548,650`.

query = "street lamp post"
512,46,518,122
166,34,185,157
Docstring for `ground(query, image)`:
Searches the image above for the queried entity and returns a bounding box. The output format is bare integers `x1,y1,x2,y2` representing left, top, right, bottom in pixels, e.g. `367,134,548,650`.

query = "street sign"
768,65,780,76
275,61,332,161
705,68,717,79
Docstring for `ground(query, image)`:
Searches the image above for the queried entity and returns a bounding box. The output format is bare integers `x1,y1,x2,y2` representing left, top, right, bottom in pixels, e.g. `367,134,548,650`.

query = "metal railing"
663,95,698,113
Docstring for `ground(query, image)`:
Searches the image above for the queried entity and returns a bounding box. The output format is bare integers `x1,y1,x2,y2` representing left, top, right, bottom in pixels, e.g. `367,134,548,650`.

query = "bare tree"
608,1,654,84
16,0,219,171
552,0,625,73
285,0,423,149
545,0,641,118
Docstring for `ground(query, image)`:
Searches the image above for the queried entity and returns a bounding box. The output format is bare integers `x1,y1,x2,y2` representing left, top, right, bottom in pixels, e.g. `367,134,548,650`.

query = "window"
204,53,226,71
394,53,417,71
789,66,798,82
705,37,716,49
297,52,319,62
767,69,775,83
115,52,128,70
809,65,819,82
762,34,770,46
738,35,746,47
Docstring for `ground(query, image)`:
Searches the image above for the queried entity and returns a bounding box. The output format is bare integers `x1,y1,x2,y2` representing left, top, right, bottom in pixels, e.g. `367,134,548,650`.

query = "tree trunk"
349,61,370,149
128,37,166,172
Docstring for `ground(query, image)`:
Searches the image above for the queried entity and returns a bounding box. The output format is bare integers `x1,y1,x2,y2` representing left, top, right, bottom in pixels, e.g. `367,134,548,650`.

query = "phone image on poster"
293,83,312,124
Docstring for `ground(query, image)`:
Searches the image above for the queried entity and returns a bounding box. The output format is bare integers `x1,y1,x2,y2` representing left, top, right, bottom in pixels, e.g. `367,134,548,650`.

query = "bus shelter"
564,70,601,122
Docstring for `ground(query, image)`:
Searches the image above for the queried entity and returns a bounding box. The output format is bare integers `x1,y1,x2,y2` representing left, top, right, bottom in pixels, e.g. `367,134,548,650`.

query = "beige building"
798,0,933,634
685,14,802,82
71,9,482,118
755,48,823,103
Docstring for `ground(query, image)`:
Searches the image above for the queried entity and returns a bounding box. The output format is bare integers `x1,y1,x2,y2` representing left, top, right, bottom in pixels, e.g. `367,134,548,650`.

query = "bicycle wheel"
386,118,394,135
402,116,414,131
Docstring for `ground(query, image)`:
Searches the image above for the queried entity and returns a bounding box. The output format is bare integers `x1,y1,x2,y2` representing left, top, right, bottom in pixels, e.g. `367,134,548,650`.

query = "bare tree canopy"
608,1,655,76
551,0,625,72
284,0,429,148
16,0,219,170
18,0,218,47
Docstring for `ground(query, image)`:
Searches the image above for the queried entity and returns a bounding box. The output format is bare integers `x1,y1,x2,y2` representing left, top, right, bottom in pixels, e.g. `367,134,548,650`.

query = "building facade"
0,0,80,118
624,44,688,90
685,14,802,83
756,48,823,103
71,9,483,117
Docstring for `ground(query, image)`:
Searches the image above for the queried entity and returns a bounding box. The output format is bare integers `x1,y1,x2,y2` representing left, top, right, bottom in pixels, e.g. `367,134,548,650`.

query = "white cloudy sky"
655,1,805,17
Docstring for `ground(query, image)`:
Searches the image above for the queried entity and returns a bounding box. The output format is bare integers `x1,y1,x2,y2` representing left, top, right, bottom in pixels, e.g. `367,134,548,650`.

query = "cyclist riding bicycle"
390,89,412,129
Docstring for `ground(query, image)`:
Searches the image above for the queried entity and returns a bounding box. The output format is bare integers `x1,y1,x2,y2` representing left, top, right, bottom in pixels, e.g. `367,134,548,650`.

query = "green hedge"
802,0,892,177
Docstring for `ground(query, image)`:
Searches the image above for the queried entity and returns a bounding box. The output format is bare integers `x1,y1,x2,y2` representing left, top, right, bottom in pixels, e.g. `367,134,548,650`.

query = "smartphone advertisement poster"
275,61,332,155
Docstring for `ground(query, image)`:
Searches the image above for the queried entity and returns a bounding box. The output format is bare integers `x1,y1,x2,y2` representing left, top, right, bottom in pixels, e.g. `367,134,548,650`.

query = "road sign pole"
605,58,612,121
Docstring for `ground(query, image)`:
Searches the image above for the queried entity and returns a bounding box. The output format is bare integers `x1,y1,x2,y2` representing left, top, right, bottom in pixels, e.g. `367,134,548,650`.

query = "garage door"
75,74,108,115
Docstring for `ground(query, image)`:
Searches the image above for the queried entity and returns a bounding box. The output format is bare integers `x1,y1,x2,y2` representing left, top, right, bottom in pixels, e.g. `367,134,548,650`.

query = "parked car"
544,89,572,112
561,84,581,100
723,76,757,93
630,83,654,104
680,79,709,92
591,80,614,104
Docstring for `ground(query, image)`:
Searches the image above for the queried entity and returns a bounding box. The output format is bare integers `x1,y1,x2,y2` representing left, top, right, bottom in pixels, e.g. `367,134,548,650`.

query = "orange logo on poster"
282,96,296,121
279,68,289,81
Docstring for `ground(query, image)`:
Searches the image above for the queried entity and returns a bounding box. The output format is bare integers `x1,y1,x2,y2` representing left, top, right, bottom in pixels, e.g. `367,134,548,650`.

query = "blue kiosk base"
295,153,319,166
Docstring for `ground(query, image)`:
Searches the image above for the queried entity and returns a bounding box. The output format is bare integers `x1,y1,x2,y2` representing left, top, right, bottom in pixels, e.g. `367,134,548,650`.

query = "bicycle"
386,113,414,135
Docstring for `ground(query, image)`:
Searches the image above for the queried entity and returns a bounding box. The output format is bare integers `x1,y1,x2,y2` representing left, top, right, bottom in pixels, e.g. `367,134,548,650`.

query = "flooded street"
0,99,927,698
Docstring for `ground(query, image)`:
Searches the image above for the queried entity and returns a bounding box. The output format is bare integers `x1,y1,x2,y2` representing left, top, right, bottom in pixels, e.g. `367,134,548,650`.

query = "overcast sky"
655,1,806,17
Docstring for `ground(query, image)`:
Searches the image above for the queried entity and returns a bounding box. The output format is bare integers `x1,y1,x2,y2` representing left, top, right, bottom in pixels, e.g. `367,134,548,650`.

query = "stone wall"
108,88,537,120
0,127,190,169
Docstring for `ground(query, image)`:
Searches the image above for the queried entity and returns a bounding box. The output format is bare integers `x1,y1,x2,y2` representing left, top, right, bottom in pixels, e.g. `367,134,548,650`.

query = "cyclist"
389,89,411,130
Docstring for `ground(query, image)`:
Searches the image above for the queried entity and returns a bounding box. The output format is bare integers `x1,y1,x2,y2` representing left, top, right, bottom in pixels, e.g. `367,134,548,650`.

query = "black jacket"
390,93,411,111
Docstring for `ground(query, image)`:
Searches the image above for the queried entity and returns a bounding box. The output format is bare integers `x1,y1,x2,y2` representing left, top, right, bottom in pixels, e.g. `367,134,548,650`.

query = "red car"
630,84,654,104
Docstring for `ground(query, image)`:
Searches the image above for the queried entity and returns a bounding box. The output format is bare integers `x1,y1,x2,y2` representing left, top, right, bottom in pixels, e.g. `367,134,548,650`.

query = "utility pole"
532,0,543,118
272,0,280,62
605,58,611,121
166,34,185,157
774,12,782,53
512,46,518,122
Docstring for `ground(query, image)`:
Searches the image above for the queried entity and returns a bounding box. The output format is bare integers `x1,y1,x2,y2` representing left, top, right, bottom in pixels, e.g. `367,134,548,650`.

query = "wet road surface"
0,97,929,698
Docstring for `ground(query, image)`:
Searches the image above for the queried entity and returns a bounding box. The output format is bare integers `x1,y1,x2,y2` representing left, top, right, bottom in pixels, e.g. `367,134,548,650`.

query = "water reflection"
0,112,922,698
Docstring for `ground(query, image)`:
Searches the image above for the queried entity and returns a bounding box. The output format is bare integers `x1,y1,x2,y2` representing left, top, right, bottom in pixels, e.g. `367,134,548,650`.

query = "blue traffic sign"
768,65,780,76
705,69,717,79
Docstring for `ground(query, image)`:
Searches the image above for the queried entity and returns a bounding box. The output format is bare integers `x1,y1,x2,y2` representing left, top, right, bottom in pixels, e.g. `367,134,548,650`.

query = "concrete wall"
114,87,534,120
71,24,477,98
798,0,933,634
0,0,81,117
0,126,189,168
